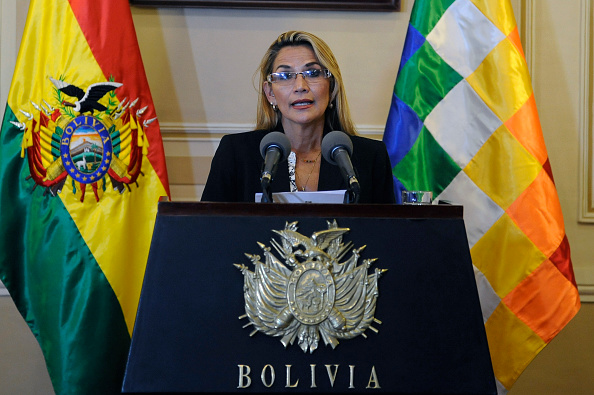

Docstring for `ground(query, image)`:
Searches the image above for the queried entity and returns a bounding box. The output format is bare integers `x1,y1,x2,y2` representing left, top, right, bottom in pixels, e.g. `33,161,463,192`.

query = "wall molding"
579,0,594,222
520,0,534,74
581,284,594,302
159,122,385,137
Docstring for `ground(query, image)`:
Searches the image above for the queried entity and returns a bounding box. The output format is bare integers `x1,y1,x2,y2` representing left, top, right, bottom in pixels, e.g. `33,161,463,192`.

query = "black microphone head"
322,131,353,165
260,131,292,162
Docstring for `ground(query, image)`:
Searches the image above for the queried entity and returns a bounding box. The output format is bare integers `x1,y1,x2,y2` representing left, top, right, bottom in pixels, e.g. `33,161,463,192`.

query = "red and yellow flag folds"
383,0,580,393
0,0,169,393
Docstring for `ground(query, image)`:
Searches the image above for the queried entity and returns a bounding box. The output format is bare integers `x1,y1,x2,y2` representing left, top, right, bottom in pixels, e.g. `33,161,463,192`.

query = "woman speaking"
201,31,395,204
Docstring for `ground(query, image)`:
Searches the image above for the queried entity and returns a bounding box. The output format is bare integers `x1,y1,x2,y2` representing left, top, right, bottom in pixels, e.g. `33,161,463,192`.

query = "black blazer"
201,130,396,204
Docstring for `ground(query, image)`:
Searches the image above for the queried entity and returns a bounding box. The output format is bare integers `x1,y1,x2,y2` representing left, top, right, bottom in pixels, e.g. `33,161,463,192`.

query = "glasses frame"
267,69,332,84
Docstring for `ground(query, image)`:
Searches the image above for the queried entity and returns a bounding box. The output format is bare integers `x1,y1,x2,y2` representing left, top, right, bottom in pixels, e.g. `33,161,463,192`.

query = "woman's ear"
263,82,275,103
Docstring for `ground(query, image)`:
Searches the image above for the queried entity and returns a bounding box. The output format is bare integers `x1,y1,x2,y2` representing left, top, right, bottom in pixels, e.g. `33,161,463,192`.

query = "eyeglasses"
267,69,332,85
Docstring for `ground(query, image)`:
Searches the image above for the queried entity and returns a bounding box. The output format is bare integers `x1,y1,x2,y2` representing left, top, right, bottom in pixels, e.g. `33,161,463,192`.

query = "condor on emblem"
235,220,386,353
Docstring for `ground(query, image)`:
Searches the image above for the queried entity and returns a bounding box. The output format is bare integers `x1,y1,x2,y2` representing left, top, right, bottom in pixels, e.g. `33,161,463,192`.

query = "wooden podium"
122,202,496,394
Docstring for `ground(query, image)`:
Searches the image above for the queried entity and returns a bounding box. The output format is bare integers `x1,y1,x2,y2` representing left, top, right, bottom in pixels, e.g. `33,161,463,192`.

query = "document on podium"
255,190,346,203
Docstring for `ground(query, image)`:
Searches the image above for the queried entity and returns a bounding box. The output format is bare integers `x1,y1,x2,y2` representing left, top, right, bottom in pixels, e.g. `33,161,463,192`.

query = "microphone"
259,131,292,193
322,131,361,198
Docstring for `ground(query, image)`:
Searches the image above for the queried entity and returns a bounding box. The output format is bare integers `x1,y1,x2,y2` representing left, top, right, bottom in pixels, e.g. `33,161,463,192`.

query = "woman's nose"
293,74,309,91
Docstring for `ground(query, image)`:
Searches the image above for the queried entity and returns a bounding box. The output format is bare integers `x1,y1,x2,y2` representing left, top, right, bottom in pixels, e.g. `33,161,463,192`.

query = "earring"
328,102,334,109
270,102,278,111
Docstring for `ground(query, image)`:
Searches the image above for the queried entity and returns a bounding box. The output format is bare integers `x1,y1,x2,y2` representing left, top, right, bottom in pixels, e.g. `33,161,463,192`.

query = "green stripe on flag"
393,126,461,196
395,41,463,121
0,106,131,394
410,0,457,37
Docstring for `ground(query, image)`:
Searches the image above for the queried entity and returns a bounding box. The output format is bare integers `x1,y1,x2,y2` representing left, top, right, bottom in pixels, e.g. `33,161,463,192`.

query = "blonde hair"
255,31,357,136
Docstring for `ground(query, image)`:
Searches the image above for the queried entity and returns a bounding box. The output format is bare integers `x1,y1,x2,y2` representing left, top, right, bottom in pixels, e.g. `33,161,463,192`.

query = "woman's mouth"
291,100,314,108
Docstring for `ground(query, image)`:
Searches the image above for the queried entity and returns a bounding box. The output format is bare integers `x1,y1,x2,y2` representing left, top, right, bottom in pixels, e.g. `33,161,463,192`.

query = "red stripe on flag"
67,0,170,196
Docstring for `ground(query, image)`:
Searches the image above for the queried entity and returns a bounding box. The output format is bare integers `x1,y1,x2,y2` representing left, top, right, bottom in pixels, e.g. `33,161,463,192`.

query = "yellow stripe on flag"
8,2,105,121
62,158,166,334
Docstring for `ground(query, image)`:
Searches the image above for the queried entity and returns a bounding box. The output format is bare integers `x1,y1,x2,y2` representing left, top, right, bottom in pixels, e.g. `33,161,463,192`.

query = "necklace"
296,151,321,191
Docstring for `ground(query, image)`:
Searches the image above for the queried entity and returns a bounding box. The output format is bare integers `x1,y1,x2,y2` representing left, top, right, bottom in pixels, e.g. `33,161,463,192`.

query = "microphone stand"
343,182,360,204
260,178,273,203
260,163,276,203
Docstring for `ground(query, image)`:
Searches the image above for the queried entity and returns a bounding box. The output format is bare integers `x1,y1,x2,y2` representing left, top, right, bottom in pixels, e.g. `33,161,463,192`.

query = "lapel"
319,156,346,191
271,153,291,192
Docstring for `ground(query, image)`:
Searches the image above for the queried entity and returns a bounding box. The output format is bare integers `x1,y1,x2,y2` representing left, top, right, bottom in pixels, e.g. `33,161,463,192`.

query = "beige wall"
1,0,593,393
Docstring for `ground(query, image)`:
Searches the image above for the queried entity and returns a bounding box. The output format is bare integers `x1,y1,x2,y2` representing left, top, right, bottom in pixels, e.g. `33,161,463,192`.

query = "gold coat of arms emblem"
235,220,386,353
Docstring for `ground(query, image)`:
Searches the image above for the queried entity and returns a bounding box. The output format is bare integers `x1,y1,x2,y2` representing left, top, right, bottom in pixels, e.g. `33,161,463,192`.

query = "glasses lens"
269,72,293,83
303,69,322,78
310,69,331,80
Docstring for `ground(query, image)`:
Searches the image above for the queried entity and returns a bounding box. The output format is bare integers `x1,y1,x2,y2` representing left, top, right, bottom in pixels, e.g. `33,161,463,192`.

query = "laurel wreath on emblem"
10,75,156,202
235,220,387,353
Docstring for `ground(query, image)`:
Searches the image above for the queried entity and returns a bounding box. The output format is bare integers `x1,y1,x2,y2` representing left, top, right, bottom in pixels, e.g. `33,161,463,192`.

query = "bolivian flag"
0,0,169,393
384,0,580,393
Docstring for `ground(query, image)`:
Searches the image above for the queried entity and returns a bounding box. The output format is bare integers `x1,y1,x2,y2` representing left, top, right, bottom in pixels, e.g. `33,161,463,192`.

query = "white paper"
255,190,346,204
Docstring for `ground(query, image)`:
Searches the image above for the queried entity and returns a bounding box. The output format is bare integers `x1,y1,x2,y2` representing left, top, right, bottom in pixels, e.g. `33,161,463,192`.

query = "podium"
123,202,495,394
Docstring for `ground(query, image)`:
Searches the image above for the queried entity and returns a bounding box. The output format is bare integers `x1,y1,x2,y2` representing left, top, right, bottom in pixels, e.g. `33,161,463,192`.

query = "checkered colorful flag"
383,0,580,392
